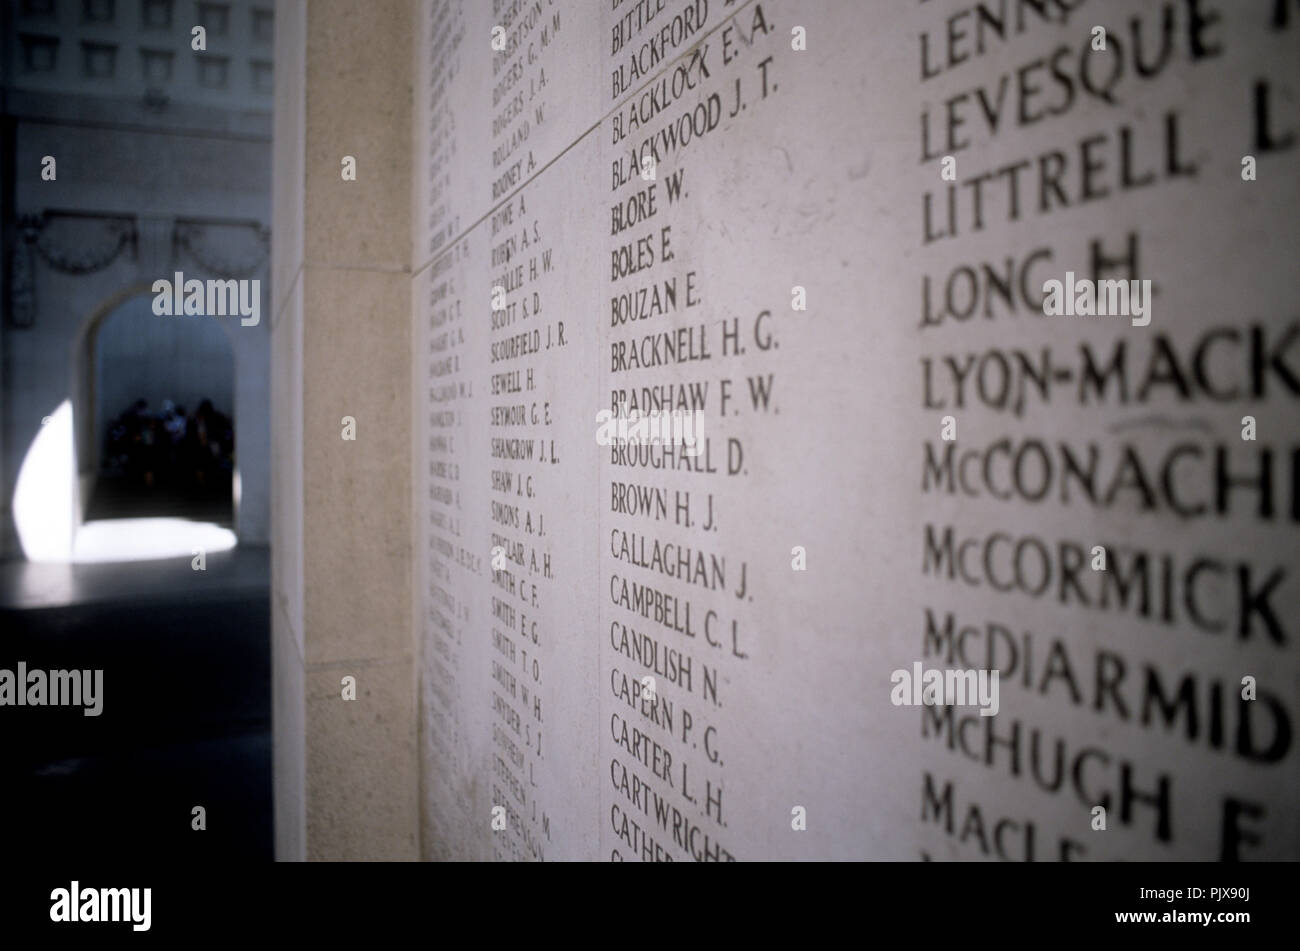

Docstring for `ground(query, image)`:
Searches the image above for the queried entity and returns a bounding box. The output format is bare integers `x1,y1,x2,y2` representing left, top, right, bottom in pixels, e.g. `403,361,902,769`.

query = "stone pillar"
270,0,417,861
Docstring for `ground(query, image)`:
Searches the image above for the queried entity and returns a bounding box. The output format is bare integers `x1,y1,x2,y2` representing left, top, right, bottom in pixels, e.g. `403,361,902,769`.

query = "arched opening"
12,287,241,563
84,294,237,525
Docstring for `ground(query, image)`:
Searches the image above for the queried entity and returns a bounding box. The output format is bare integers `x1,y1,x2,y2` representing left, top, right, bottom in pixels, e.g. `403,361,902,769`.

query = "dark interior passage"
0,549,270,860
87,297,237,526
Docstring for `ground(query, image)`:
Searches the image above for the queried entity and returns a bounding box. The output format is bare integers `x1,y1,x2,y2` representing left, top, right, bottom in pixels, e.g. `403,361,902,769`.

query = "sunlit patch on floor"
14,400,237,564
72,518,236,564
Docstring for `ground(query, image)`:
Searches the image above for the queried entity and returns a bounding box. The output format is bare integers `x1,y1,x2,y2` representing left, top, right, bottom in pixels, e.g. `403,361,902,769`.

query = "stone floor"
0,545,271,860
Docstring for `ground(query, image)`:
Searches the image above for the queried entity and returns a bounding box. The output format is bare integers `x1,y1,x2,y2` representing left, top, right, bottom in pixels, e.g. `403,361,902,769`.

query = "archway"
12,286,242,563
83,293,237,524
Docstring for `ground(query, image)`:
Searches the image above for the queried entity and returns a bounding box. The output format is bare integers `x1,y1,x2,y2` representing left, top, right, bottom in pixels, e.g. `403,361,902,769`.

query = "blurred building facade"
1,0,273,558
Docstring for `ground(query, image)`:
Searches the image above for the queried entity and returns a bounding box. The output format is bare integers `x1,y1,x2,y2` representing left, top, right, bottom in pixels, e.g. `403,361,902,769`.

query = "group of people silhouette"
103,398,233,491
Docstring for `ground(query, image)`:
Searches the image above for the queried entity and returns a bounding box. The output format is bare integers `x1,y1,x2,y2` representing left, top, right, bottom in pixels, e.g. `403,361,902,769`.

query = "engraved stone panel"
413,0,1300,861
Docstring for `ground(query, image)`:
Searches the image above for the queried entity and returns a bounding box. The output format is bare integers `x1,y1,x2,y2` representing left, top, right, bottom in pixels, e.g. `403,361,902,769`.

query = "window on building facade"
20,34,60,73
81,41,117,79
251,59,273,94
141,48,174,84
251,7,273,43
82,0,114,24
197,55,229,89
141,0,172,29
21,0,58,19
197,2,229,36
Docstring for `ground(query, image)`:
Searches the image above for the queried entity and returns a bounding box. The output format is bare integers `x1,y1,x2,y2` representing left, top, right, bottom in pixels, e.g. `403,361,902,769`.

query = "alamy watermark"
152,271,260,326
890,662,999,717
50,881,150,931
597,402,704,456
0,662,103,716
1041,272,1151,327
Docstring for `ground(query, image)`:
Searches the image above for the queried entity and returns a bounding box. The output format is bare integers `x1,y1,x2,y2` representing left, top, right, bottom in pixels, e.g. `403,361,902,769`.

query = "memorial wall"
410,0,1300,860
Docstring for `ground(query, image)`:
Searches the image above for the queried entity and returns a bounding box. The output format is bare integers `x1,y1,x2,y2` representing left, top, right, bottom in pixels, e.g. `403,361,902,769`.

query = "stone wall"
273,0,1300,861
270,0,418,861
